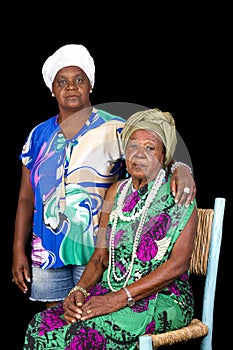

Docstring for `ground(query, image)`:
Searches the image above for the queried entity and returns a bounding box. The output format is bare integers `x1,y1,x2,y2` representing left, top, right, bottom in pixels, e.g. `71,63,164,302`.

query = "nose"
134,146,146,157
66,80,78,90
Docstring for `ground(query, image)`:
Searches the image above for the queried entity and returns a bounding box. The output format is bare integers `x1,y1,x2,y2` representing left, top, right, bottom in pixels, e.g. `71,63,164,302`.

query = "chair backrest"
190,197,225,349
199,197,225,349
138,197,226,350
190,208,214,276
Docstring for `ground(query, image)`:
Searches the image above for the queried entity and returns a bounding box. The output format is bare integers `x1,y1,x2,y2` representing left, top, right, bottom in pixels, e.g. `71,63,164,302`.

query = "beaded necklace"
107,168,165,291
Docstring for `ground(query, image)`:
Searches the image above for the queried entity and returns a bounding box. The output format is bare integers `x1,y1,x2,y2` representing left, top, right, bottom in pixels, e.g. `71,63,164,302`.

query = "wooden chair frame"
139,197,226,350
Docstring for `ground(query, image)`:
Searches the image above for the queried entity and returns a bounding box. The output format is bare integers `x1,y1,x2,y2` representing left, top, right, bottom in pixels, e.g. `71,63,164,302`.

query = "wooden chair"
139,197,226,350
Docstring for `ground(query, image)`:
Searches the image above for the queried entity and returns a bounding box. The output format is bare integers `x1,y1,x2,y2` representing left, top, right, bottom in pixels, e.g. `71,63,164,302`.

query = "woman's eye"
75,78,84,84
129,144,137,149
57,80,67,87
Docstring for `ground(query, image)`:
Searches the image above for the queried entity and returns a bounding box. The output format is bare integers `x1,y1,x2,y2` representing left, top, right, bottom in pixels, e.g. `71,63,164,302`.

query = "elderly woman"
23,108,198,350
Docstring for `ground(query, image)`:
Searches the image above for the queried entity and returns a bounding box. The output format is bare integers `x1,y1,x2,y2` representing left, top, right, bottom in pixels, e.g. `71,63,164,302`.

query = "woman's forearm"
75,248,109,291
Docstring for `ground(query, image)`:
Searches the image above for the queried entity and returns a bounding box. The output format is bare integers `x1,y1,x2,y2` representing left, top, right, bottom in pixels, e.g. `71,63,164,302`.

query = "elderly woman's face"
125,129,165,182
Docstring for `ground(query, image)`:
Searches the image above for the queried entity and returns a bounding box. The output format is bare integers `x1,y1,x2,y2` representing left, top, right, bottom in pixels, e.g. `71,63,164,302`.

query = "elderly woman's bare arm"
121,206,198,301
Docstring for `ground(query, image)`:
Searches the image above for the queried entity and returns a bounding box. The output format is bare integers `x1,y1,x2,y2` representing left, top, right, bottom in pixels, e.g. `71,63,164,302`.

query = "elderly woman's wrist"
67,285,90,298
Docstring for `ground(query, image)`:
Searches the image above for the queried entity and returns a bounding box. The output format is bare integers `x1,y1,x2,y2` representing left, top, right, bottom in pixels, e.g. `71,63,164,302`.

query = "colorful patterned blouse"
20,107,126,269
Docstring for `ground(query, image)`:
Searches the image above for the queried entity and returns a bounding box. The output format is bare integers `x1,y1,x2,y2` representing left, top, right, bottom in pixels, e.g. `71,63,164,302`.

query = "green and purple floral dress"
24,174,196,349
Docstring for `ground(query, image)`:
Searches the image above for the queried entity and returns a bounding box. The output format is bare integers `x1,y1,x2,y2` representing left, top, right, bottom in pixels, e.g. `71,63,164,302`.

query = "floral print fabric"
24,175,196,349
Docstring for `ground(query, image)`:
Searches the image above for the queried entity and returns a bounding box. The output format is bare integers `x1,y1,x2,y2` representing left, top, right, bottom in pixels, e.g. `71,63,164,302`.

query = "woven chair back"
190,208,214,275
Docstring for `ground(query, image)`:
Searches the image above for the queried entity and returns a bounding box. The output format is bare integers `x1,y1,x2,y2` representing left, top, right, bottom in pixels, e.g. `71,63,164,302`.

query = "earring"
90,89,93,93
51,93,55,97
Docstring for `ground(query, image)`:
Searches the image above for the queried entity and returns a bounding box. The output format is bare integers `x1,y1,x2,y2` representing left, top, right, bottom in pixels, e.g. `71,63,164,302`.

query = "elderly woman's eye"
129,143,137,149
147,146,155,152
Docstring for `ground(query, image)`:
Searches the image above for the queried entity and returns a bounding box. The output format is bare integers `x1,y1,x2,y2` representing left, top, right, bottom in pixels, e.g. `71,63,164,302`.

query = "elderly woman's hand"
64,291,126,323
170,166,196,206
63,291,127,323
79,292,126,321
63,290,85,324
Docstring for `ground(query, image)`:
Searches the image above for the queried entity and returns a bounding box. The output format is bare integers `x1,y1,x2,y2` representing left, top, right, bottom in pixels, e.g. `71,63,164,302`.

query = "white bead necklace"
118,185,147,221
107,168,165,291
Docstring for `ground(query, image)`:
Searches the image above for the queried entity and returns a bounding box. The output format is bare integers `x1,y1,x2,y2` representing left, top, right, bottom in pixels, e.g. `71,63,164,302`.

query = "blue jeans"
30,265,86,302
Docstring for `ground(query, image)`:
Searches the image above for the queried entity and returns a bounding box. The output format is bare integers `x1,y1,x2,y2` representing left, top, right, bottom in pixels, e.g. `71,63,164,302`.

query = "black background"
4,7,231,349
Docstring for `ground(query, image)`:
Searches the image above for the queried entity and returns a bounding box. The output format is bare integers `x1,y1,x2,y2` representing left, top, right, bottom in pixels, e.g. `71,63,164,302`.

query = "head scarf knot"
122,108,177,167
42,44,95,91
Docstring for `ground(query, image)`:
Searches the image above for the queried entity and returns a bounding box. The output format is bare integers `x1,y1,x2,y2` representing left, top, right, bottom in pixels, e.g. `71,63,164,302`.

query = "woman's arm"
124,206,198,301
169,159,196,206
12,165,34,293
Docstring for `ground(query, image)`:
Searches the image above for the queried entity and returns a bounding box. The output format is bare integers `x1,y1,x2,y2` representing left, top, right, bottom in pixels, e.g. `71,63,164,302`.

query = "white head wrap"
42,44,95,91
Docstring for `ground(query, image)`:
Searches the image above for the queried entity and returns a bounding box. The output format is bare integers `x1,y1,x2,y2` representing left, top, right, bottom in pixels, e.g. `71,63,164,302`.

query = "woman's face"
52,66,92,111
125,129,165,183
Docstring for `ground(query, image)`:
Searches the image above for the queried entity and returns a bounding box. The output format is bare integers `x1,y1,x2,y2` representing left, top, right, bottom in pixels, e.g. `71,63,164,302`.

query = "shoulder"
29,115,57,134
95,108,126,123
21,116,58,156
27,116,58,139
105,179,128,202
34,115,57,129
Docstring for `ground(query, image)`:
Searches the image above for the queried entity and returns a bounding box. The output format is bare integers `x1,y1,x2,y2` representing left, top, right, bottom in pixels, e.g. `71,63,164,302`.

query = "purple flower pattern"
66,327,106,349
168,281,180,297
39,303,66,336
131,293,157,312
87,284,109,300
136,213,171,261
145,320,156,334
122,190,141,212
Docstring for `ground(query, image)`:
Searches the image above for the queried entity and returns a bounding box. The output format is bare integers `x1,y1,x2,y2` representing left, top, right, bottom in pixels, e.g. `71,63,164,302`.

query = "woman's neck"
59,106,93,139
58,105,92,123
131,169,163,190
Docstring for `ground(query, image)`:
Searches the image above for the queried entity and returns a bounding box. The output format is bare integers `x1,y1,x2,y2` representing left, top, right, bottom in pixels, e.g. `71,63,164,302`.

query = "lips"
65,94,79,98
132,162,146,169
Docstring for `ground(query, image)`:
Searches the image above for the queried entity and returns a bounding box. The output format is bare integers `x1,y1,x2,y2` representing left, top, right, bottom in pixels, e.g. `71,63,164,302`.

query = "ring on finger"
183,187,190,194
86,309,92,315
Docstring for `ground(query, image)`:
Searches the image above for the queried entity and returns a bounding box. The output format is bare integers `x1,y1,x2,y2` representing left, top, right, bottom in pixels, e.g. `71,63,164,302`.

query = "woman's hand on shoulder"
170,166,196,206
